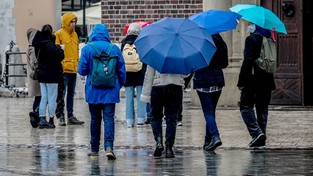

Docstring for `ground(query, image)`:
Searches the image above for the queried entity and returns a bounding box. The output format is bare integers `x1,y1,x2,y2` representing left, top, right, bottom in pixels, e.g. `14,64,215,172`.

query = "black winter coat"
32,32,64,83
193,34,229,89
120,35,147,87
237,33,276,90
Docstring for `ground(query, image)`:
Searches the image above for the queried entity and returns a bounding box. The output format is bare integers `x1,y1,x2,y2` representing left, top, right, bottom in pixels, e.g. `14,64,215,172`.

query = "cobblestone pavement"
0,97,312,175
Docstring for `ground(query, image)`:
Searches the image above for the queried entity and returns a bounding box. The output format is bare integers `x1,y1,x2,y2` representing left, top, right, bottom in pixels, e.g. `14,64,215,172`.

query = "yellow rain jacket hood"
55,13,79,73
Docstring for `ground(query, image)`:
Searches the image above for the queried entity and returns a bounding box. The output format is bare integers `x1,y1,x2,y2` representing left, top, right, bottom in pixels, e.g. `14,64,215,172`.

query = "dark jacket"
193,34,228,88
32,31,64,83
237,32,276,91
120,35,147,87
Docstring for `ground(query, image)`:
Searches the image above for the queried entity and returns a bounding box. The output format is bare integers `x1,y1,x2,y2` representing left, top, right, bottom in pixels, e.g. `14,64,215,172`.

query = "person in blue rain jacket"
78,24,126,160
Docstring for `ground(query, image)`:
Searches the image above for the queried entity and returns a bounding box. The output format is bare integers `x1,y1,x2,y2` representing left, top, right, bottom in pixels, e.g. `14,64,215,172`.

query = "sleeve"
140,65,155,103
26,47,37,70
54,31,61,45
115,45,126,88
237,36,258,87
77,46,90,76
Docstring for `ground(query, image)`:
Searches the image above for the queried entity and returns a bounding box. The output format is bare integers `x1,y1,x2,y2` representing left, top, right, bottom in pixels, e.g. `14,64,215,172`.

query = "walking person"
193,33,228,151
32,24,64,129
26,28,41,128
121,23,147,127
237,23,276,148
78,24,126,159
54,12,84,126
141,66,188,158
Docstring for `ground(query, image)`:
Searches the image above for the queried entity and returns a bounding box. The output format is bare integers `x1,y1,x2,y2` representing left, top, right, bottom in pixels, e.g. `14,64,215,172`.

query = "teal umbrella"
230,4,287,34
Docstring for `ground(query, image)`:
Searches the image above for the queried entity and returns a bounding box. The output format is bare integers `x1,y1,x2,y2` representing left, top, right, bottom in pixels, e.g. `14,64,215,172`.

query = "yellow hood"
61,13,77,33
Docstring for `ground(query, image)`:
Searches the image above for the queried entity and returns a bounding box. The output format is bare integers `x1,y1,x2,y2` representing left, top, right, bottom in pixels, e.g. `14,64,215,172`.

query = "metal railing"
3,41,27,87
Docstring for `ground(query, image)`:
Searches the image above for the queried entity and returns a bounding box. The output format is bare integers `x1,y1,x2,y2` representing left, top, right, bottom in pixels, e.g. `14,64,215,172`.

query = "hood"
32,31,55,48
26,28,38,45
61,13,77,33
89,24,111,43
254,25,271,38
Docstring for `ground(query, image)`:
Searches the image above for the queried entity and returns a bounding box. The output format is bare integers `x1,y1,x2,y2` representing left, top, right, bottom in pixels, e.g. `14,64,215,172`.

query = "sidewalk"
0,96,312,175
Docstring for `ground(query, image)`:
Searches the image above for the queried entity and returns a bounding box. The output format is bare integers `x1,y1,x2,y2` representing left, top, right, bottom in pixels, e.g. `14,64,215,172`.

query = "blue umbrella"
189,10,241,35
230,4,287,34
134,17,217,75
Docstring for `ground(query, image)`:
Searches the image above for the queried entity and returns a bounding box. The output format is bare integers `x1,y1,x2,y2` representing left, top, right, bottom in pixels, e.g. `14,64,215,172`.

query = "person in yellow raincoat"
54,13,84,126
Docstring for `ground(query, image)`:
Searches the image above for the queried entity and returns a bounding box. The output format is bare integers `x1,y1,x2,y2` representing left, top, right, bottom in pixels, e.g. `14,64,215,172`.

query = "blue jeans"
125,86,146,125
89,103,115,152
39,83,58,118
63,73,77,117
197,90,222,143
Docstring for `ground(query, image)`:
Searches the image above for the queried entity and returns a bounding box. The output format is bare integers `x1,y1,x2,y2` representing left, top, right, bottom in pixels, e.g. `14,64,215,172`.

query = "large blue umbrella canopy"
189,10,241,34
230,4,287,34
134,17,217,75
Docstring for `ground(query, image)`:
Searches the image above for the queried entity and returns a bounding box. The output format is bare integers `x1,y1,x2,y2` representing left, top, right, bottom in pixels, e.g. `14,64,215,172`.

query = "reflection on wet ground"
0,147,312,175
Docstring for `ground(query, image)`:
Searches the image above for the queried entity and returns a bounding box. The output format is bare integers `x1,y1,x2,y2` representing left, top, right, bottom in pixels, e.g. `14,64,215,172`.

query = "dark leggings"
33,96,41,112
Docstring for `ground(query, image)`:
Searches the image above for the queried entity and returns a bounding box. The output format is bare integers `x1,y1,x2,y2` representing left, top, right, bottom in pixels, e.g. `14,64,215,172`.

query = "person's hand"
238,86,244,90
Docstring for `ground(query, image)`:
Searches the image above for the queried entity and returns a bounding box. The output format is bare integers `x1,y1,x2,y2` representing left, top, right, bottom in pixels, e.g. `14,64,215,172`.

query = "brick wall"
101,0,203,43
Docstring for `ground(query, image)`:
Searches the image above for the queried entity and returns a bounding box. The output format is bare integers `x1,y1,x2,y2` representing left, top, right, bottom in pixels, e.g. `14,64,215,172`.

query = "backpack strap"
89,42,114,56
105,44,114,55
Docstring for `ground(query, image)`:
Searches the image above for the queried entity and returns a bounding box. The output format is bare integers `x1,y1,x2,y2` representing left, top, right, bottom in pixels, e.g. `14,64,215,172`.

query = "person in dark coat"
32,24,64,129
193,33,229,151
120,23,147,127
237,23,276,148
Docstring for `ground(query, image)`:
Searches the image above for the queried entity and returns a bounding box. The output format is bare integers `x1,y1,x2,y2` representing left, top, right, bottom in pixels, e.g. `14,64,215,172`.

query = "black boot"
38,117,55,129
49,117,56,128
154,136,164,157
151,119,164,157
29,111,39,128
205,136,222,151
165,143,175,158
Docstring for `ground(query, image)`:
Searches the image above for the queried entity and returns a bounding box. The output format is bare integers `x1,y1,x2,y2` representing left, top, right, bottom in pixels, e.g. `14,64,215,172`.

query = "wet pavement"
0,96,313,175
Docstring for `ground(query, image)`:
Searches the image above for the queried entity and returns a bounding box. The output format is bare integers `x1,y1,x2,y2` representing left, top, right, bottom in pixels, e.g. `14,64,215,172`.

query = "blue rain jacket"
78,24,126,104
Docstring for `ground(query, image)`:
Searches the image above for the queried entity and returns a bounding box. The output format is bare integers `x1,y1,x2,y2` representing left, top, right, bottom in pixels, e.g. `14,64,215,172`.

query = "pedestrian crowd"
26,13,276,160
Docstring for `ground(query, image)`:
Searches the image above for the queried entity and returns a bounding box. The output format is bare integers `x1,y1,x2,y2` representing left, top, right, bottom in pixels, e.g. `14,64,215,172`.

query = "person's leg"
56,73,65,119
88,103,102,153
65,73,84,125
177,103,183,126
38,83,54,129
39,83,48,118
33,96,41,113
164,85,183,158
255,89,272,136
30,96,41,128
136,85,146,125
103,103,116,160
145,103,152,124
125,86,135,127
65,73,76,117
240,85,265,147
150,86,165,157
197,90,222,151
46,83,58,127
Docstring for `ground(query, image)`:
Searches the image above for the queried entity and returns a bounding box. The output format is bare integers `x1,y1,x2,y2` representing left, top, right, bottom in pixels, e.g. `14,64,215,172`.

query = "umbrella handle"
271,28,276,42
